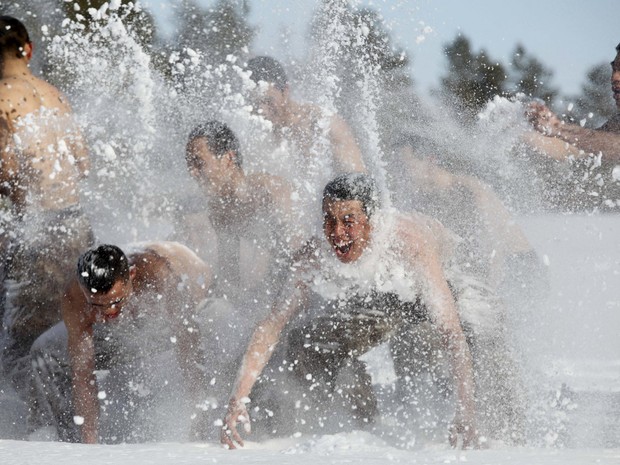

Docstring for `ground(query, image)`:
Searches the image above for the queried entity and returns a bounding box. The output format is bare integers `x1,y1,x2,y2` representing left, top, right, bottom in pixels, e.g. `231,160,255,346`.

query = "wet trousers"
1,208,93,396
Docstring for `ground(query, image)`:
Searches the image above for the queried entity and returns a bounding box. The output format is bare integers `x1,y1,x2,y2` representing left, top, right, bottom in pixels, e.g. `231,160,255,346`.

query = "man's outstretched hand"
448,413,481,449
526,101,562,136
220,397,251,449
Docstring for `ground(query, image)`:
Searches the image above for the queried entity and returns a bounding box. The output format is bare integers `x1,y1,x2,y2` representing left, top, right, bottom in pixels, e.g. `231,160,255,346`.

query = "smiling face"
323,198,372,263
83,276,133,322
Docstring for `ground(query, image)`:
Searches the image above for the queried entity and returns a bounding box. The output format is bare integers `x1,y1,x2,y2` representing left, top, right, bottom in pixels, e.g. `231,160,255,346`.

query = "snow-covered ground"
1,213,619,464
1,433,620,465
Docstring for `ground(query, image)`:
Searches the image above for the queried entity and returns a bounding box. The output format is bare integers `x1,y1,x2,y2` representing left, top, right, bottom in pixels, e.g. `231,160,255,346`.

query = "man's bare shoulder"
393,211,454,261
0,76,70,116
128,241,211,280
396,211,443,241
249,172,290,192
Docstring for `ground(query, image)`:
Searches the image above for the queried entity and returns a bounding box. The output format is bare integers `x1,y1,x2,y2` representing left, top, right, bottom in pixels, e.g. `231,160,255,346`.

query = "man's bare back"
0,49,88,212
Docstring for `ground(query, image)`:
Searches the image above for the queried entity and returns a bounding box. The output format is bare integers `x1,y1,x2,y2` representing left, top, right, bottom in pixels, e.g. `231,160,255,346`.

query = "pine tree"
175,0,254,65
565,63,616,128
508,44,558,105
438,35,507,123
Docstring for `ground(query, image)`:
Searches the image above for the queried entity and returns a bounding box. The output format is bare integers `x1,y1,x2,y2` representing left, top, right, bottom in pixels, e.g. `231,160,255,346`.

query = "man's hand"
526,101,562,136
220,397,251,449
448,413,480,449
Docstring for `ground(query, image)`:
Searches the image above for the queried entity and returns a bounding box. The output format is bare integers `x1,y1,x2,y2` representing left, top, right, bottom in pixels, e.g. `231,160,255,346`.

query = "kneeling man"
30,242,212,443
220,174,522,449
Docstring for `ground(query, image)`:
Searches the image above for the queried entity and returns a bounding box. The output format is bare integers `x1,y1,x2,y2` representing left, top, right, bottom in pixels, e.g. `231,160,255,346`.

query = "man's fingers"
231,424,245,447
221,423,244,449
448,423,458,448
220,427,237,450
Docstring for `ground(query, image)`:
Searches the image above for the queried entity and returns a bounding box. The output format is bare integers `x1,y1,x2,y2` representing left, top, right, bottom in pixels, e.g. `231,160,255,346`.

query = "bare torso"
0,73,88,212
207,173,291,232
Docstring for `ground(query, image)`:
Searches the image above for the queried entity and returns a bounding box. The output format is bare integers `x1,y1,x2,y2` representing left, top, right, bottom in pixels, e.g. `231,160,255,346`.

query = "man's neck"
210,168,246,200
1,59,31,80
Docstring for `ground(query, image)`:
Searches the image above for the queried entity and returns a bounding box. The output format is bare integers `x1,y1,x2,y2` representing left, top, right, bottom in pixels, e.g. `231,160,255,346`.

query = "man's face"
186,137,230,191
323,199,372,263
253,84,288,127
83,278,133,322
612,52,620,110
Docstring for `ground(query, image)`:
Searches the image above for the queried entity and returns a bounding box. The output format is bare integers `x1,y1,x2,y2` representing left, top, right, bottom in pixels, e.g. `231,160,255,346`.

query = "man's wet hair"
0,16,30,73
187,120,243,168
616,42,620,52
245,56,288,92
323,173,381,218
77,245,130,294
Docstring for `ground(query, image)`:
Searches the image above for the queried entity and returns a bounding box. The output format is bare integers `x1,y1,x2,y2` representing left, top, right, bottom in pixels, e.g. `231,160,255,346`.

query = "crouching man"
219,174,524,449
29,242,213,443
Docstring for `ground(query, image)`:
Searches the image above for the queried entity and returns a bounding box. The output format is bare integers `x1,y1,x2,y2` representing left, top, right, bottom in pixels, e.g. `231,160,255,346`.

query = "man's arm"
522,130,584,161
62,286,99,444
551,123,620,160
527,102,620,160
164,266,213,409
221,276,306,449
0,115,18,198
463,177,533,287
329,114,367,173
70,126,90,179
404,225,478,448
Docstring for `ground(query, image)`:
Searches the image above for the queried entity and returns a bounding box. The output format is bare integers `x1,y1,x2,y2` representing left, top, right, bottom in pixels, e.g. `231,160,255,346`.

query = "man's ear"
129,265,137,281
224,150,237,168
24,42,33,61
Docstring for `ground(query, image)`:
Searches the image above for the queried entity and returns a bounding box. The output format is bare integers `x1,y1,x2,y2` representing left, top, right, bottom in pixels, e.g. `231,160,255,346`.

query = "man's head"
246,56,288,92
186,120,242,189
77,244,134,321
0,16,32,67
245,56,290,126
322,173,380,263
612,42,620,110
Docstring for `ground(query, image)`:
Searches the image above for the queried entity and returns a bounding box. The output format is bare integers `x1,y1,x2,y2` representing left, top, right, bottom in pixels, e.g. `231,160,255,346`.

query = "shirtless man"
245,56,366,174
387,137,535,444
0,16,93,398
525,42,620,161
219,174,520,449
184,120,297,292
390,135,542,290
29,242,212,443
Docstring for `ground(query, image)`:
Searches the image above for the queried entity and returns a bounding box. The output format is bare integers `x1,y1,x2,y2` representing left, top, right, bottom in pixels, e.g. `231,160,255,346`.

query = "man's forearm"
68,328,99,443
72,372,99,443
176,325,209,404
555,124,620,160
445,331,476,419
230,321,282,401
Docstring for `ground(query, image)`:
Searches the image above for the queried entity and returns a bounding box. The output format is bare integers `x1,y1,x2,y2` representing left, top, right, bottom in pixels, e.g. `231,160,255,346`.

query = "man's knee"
30,323,69,369
287,325,343,386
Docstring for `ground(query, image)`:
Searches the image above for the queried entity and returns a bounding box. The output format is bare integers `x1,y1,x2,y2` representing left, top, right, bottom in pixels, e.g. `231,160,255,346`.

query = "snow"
1,436,619,465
